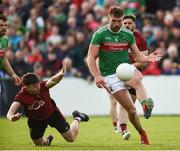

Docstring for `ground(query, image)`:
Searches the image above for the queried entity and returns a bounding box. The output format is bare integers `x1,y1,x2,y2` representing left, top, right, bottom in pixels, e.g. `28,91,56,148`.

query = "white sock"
74,117,81,122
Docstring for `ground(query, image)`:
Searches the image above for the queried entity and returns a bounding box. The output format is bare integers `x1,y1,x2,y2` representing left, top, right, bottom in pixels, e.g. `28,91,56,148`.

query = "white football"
116,63,135,81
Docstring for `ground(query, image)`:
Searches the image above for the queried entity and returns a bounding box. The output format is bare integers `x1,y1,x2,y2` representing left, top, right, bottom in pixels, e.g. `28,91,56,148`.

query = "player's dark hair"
22,73,40,85
109,6,124,18
123,14,136,22
0,14,7,22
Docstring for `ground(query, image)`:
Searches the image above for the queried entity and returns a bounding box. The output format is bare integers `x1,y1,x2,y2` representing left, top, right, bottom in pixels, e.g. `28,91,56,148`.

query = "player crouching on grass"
7,62,89,146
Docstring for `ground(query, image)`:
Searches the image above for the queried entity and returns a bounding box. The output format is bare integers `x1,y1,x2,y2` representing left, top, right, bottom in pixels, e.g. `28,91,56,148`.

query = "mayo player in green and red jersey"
0,14,21,85
87,6,162,145
112,14,154,140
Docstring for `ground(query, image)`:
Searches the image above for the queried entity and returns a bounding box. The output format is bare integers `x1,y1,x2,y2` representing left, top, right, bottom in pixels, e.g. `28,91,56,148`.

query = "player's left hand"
11,73,22,86
95,75,111,94
147,50,163,62
59,61,66,76
11,112,22,121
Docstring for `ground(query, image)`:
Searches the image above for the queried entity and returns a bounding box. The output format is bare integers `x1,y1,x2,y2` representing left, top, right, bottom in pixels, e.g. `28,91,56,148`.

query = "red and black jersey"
14,81,55,120
129,30,148,63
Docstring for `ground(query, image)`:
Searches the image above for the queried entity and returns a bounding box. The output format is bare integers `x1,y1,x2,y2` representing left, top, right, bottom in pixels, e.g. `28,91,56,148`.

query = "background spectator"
0,0,179,79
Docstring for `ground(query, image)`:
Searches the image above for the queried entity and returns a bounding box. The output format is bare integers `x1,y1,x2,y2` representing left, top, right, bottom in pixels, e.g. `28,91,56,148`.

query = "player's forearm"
7,102,22,121
7,108,17,121
135,54,149,63
45,67,65,88
2,57,16,77
50,71,64,84
131,45,149,63
133,62,147,69
7,110,14,121
87,55,101,78
133,50,148,69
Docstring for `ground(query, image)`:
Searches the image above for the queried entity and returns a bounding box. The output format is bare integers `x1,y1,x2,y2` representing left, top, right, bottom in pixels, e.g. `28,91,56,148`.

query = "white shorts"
104,74,127,94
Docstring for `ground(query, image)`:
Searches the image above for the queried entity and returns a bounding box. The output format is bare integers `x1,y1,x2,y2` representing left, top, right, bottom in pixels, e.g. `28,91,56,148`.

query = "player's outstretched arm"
7,102,22,122
45,62,66,89
133,50,148,69
2,57,21,85
130,44,162,63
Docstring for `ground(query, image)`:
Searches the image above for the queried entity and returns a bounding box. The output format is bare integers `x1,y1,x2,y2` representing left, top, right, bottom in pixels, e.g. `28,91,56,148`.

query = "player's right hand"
59,61,66,76
11,112,22,121
95,75,105,88
148,50,163,62
94,75,111,93
11,73,22,86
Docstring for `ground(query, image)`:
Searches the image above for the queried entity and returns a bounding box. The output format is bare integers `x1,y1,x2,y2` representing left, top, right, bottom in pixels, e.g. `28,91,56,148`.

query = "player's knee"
110,97,117,106
127,107,137,116
131,79,141,88
33,140,44,146
65,137,75,142
111,101,117,108
120,105,125,110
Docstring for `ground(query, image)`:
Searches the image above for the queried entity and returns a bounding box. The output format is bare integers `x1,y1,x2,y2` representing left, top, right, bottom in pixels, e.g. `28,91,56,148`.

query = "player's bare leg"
109,95,118,132
113,89,149,144
117,93,136,140
118,105,130,140
114,89,142,131
125,69,154,119
61,111,89,142
61,120,79,142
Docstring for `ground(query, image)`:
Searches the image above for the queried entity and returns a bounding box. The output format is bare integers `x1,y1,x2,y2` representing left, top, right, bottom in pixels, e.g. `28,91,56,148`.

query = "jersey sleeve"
14,92,23,104
41,81,49,90
139,34,147,51
134,31,147,51
13,88,26,105
90,31,102,46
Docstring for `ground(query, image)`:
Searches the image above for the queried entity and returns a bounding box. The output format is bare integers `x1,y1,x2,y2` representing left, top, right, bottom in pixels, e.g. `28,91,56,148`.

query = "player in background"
7,62,89,146
87,6,162,145
109,14,154,140
0,14,21,85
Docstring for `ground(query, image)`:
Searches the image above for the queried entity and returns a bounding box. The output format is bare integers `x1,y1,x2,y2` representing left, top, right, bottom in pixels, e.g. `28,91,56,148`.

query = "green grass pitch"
0,116,180,150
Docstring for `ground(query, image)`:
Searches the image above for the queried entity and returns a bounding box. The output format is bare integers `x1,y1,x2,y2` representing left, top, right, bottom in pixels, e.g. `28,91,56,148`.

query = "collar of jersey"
108,24,122,34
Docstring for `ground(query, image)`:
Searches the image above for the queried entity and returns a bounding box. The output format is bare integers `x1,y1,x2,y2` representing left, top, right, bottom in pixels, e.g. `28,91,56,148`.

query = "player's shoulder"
0,36,8,40
41,80,49,89
134,30,144,38
0,36,8,43
41,80,46,85
121,27,134,35
15,87,27,100
95,25,109,34
134,30,146,42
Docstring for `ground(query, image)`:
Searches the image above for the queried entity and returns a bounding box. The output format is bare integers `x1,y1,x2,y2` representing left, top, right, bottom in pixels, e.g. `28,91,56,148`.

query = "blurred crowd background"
0,0,180,81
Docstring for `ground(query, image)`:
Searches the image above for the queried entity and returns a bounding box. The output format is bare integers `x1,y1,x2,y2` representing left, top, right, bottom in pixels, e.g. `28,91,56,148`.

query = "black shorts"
128,88,136,96
27,108,70,140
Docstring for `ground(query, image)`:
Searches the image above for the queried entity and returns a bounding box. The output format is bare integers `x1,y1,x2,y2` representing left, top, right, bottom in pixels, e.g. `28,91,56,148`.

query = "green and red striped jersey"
90,25,135,76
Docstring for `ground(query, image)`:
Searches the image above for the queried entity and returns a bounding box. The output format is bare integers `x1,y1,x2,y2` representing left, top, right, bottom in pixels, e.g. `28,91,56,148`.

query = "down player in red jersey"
7,62,89,146
109,14,154,140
